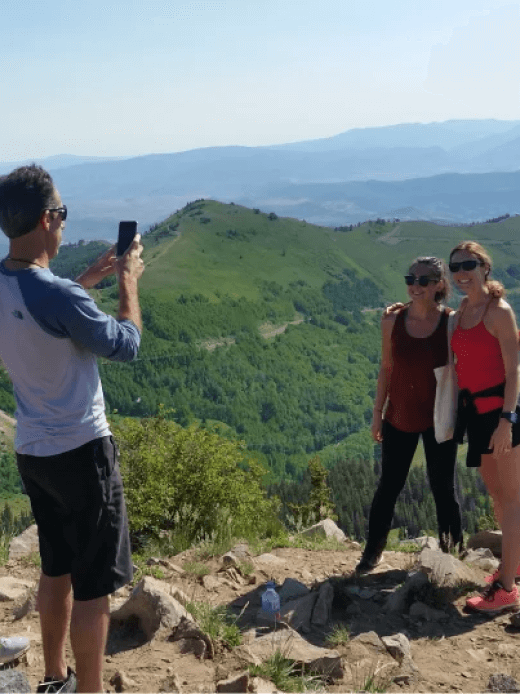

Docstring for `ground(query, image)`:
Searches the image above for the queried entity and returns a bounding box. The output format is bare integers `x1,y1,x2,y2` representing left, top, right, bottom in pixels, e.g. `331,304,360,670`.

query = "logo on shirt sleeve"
12,310,23,320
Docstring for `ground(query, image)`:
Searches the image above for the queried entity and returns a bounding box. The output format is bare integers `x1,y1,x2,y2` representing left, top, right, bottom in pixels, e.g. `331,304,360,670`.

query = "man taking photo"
0,164,144,693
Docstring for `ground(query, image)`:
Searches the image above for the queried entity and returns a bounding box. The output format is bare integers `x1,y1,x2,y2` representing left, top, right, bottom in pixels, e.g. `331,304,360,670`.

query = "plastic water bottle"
261,581,280,619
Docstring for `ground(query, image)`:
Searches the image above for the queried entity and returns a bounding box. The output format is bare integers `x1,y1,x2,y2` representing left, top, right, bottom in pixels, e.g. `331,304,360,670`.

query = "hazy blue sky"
0,0,518,160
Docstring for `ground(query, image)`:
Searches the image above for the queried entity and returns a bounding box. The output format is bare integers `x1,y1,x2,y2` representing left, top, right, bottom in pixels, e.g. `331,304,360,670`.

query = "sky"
0,0,519,161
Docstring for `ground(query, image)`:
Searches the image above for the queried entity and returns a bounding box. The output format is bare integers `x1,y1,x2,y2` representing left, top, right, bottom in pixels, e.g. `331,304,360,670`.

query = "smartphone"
117,221,138,257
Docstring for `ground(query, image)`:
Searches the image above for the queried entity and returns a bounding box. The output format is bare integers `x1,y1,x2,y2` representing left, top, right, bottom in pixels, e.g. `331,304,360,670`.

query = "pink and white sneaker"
484,565,520,584
466,581,520,615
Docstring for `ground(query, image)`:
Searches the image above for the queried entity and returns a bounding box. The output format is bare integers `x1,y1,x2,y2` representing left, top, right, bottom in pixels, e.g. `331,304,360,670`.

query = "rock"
161,561,184,574
110,576,190,640
254,553,284,566
274,592,318,633
393,657,420,686
345,602,362,616
311,581,334,627
222,552,239,568
278,578,310,603
8,525,39,560
249,677,278,693
415,548,476,587
241,628,343,680
201,574,221,591
146,557,161,566
169,615,214,660
216,671,250,692
509,611,520,629
159,674,183,693
109,671,138,692
409,601,447,622
385,571,429,613
230,543,251,560
298,519,346,543
413,536,439,550
0,671,31,693
352,631,386,653
169,586,190,607
0,577,35,602
467,530,502,557
487,673,520,692
463,548,500,573
12,590,37,620
381,633,411,663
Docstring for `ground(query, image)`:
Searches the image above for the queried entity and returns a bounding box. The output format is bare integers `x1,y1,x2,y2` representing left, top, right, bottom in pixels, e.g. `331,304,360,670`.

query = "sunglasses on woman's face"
404,275,437,287
448,259,482,273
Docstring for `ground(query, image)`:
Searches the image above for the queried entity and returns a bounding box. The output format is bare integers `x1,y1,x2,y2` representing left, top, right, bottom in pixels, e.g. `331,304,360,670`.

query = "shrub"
111,411,279,548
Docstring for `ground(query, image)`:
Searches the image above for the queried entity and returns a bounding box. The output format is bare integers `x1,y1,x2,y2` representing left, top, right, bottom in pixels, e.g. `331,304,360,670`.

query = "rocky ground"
1,523,520,693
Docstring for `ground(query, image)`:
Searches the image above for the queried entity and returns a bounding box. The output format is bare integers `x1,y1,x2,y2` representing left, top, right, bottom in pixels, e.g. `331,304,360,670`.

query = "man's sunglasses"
448,259,482,273
46,205,67,221
404,275,438,287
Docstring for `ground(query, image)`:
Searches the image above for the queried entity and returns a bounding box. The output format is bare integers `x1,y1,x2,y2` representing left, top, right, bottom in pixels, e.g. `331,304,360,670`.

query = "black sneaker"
36,667,77,693
355,552,382,575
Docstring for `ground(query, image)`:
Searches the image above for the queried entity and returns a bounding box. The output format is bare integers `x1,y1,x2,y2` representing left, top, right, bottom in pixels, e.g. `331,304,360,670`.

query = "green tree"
111,411,280,548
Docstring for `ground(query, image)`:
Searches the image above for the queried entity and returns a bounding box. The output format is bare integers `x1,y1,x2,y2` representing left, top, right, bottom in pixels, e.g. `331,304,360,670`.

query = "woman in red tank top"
356,256,462,574
449,241,520,615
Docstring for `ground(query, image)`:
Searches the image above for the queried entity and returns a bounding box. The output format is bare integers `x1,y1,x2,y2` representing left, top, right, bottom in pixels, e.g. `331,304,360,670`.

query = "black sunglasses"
404,274,438,287
46,204,67,221
448,259,482,273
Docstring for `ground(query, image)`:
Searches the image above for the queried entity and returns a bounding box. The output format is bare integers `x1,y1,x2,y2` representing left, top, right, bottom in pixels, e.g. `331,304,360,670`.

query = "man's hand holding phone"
115,233,145,281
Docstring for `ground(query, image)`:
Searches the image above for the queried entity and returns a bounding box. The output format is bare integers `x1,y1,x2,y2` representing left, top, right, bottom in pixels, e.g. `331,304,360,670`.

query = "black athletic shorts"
17,436,133,601
465,406,520,468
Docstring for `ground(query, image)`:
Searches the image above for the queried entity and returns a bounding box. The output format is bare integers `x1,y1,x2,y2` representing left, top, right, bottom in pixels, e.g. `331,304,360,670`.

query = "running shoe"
485,564,520,584
466,580,520,615
0,635,30,664
36,667,77,693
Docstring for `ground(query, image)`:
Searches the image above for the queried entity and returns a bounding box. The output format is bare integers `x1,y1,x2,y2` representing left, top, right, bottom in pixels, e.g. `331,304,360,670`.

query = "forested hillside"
1,200,519,540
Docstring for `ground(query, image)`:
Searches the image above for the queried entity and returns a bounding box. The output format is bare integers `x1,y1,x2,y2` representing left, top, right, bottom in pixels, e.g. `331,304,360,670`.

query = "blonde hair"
449,240,504,299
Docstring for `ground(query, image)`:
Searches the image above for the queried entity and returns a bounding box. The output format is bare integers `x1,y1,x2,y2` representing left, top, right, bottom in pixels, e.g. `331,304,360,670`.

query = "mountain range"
1,119,520,252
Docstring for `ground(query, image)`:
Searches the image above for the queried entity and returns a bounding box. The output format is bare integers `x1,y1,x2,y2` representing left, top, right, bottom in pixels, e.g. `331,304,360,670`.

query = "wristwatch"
500,411,518,424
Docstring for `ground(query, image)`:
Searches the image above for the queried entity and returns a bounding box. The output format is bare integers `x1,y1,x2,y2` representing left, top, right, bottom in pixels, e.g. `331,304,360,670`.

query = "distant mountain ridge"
1,119,520,244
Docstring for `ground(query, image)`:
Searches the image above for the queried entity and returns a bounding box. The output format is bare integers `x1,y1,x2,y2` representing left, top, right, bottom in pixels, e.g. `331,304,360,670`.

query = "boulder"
239,628,343,680
0,577,35,602
381,633,411,663
311,581,334,627
351,631,387,653
216,672,250,692
0,671,31,693
257,590,318,633
8,525,39,560
463,548,499,574
110,576,190,640
278,578,310,603
299,519,346,543
415,548,476,587
487,673,520,692
254,553,284,566
467,530,502,557
169,615,214,660
385,571,428,613
109,671,138,692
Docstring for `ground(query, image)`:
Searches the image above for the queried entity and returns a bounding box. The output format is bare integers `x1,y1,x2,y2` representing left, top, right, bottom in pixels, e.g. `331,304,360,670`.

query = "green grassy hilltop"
0,201,514,540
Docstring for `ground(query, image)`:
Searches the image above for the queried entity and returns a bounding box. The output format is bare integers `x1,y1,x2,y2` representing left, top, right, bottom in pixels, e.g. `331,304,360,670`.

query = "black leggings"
364,419,462,555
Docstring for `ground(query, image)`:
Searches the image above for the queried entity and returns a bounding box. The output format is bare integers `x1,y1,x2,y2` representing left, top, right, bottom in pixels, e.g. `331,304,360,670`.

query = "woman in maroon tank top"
356,257,462,574
449,241,520,615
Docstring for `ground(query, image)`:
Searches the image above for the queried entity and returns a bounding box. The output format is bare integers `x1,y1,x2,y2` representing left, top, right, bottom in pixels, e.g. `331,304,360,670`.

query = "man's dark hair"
0,164,57,239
